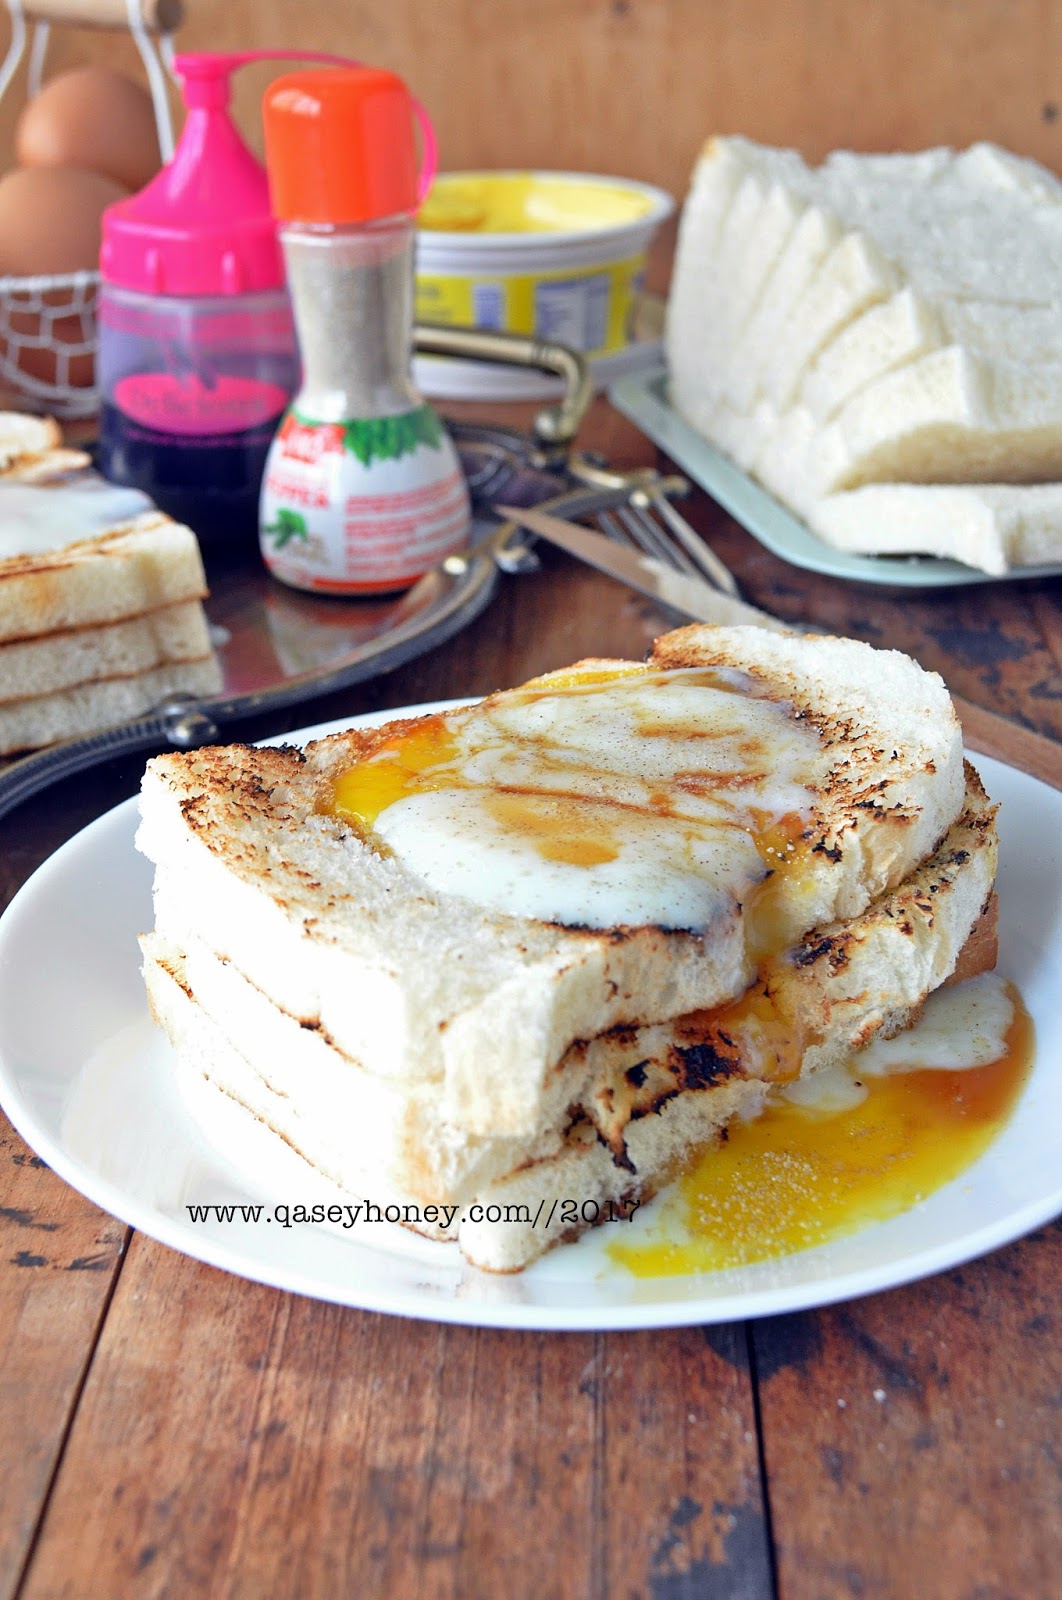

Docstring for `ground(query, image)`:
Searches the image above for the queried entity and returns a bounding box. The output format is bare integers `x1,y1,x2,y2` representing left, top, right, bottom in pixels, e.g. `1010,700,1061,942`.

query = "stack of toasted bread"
667,137,1062,572
137,626,998,1272
0,413,221,755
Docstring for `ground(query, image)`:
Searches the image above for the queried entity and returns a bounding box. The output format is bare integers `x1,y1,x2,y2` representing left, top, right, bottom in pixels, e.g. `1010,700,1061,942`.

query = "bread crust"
138,625,967,1139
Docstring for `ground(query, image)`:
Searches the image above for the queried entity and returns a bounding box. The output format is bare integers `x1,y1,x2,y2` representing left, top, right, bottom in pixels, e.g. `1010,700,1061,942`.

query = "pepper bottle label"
260,405,471,593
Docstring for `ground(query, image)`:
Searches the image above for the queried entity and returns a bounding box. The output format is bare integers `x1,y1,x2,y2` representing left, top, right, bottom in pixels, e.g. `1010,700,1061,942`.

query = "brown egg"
16,66,161,194
0,166,128,390
0,165,127,277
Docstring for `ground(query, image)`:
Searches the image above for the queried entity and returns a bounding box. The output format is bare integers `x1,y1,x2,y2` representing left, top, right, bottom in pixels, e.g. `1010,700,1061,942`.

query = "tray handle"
414,323,592,455
0,697,217,823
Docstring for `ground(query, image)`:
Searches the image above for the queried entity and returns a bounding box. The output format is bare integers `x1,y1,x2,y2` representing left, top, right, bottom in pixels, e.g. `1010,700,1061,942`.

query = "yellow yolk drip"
331,717,461,831
744,811,813,964
610,982,1034,1277
707,978,811,1086
519,663,649,693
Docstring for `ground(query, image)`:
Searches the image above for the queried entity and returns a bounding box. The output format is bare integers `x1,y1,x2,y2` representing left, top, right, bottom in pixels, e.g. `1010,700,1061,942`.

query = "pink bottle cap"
100,51,354,298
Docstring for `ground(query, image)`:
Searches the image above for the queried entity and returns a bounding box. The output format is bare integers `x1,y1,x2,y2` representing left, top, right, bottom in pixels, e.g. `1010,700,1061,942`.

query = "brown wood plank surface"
19,1237,771,1600
753,1221,1062,1600
0,1122,126,1600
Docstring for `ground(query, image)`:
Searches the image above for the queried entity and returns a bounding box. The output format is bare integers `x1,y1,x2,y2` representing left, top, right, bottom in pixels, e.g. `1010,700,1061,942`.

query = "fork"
493,465,741,592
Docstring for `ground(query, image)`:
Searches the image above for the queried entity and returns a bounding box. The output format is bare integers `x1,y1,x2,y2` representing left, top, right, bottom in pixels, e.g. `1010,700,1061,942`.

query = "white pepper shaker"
259,67,470,594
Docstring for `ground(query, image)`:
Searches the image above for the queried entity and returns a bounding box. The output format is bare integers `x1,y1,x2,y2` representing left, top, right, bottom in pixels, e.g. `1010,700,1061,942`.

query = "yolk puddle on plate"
610,980,1034,1277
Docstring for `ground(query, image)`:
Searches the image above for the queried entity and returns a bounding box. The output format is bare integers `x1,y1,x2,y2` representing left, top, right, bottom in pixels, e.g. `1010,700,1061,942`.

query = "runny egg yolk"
331,715,461,833
610,978,1034,1277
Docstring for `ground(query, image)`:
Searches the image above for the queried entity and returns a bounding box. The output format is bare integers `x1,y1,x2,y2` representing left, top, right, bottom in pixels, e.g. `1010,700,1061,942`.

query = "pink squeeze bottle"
97,52,328,563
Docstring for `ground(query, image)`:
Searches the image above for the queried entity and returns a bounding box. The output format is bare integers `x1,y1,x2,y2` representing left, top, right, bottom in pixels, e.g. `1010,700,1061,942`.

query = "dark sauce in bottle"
97,401,285,567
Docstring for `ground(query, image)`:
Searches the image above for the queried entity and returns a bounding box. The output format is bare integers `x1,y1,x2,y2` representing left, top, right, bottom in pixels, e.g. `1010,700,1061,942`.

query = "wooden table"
2,398,1060,1600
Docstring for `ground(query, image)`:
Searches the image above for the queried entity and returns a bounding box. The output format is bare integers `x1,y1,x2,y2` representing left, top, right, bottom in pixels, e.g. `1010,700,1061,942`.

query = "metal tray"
610,366,1062,588
0,327,598,821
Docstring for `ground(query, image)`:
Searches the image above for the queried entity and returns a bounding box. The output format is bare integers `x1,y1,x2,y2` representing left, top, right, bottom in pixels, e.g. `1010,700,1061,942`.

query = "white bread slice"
141,767,996,1271
0,511,208,644
759,349,1062,512
949,141,1062,202
798,288,943,420
756,231,899,411
673,173,807,405
724,204,843,414
799,294,1062,425
0,599,213,703
808,481,1062,574
137,627,966,1141
809,144,1062,304
0,654,222,756
667,137,808,419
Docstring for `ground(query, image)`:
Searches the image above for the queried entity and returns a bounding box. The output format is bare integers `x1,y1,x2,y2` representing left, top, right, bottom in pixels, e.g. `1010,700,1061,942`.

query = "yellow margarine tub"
415,171,673,399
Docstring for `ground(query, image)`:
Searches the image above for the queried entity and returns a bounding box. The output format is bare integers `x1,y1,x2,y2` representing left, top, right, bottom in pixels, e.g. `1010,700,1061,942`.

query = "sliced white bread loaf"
667,136,1062,540
142,766,996,1271
138,627,966,1141
0,655,223,756
0,599,213,703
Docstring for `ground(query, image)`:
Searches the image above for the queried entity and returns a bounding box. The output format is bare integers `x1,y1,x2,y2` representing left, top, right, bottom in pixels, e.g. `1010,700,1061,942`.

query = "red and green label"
275,406,445,468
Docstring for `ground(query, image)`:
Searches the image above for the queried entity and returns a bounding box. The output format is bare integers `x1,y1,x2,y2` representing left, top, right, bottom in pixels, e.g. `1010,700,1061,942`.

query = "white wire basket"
0,0,177,418
0,267,100,418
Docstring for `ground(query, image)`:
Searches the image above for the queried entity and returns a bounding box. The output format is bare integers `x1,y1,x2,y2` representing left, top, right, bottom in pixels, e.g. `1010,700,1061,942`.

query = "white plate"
1,706,1059,1331
610,368,1062,589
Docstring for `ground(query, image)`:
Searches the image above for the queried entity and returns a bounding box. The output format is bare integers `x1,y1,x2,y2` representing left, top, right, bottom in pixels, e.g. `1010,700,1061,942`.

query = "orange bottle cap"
263,67,423,225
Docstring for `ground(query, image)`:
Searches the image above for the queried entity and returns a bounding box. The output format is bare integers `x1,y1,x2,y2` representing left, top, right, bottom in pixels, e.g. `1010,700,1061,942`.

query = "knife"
494,503,793,634
496,504,1062,791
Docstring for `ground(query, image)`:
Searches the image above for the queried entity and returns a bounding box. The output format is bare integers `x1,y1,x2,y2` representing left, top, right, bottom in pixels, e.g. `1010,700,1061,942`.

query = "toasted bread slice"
0,412,90,482
0,599,213,704
0,655,223,756
138,627,966,1139
0,511,208,645
141,765,997,1270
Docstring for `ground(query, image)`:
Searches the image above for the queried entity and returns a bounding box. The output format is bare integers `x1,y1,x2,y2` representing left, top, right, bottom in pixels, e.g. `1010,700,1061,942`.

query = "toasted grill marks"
578,1011,752,1161
572,762,996,1167
669,1035,746,1091
647,631,964,900
0,512,181,578
793,933,852,972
